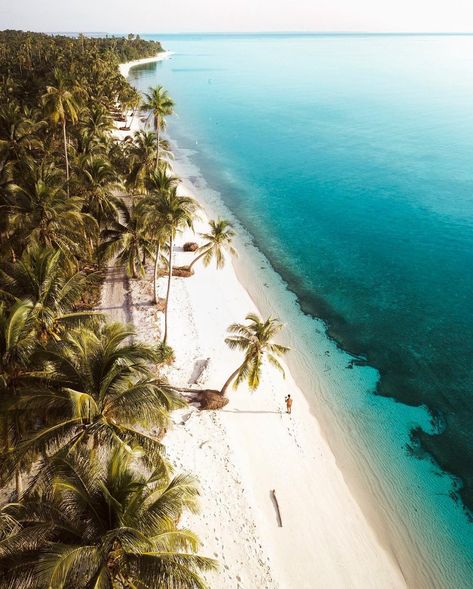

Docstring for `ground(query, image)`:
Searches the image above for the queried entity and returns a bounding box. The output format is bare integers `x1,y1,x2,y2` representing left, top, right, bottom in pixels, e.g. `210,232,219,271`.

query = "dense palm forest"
0,30,287,587
0,30,220,588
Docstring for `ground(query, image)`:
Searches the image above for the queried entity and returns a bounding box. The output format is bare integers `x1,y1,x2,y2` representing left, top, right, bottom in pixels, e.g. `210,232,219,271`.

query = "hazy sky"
2,0,473,33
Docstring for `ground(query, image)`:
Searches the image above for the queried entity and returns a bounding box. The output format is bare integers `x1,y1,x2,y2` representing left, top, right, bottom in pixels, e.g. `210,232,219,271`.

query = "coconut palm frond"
221,313,289,395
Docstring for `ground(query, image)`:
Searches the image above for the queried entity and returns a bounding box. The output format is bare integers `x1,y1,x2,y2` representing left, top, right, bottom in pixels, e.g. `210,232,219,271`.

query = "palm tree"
0,448,216,588
120,85,141,129
220,313,289,396
76,155,122,230
80,103,114,140
0,101,45,162
0,245,99,342
100,201,153,279
142,85,175,166
77,104,114,156
144,166,179,195
0,300,37,497
188,219,237,272
41,69,81,192
151,187,198,344
5,160,97,260
138,171,180,304
0,322,184,485
126,129,159,191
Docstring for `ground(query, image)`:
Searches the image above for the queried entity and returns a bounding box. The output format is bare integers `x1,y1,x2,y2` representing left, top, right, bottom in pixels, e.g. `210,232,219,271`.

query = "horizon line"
37,30,473,36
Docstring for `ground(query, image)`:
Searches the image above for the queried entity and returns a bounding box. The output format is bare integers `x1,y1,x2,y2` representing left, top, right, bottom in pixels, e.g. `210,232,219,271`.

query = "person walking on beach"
285,394,293,414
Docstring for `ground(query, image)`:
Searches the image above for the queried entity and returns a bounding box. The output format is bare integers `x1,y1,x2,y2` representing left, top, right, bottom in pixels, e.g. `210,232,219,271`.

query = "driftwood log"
271,489,283,527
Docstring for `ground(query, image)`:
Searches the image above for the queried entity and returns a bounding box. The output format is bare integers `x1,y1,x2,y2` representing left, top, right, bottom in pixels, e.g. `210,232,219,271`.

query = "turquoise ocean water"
129,34,473,586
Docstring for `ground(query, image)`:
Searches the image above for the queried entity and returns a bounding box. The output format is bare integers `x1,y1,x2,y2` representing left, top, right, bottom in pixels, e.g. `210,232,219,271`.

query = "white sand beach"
109,62,409,588
118,51,173,78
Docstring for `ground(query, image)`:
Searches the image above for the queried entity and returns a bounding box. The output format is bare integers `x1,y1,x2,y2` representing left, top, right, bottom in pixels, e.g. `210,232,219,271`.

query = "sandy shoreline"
118,50,173,78
115,59,407,588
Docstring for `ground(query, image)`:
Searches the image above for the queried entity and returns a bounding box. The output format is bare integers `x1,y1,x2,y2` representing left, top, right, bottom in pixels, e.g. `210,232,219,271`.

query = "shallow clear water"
130,34,473,586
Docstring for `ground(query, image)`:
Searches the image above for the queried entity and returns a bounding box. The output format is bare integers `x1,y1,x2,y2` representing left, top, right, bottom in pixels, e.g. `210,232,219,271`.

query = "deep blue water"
129,34,473,586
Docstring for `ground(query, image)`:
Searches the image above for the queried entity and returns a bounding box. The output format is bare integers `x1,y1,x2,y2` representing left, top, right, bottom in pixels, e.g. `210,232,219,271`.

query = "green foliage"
0,30,215,588
222,313,289,394
0,30,162,107
0,448,217,588
100,201,152,278
0,321,185,483
189,218,237,271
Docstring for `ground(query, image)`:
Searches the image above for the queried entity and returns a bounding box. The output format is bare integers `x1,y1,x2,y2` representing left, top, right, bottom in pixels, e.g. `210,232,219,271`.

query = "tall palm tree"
41,69,81,192
142,85,175,166
120,86,141,129
151,188,198,344
220,313,289,396
0,245,99,342
138,171,180,304
0,448,216,588
0,322,184,485
188,219,237,272
100,201,152,279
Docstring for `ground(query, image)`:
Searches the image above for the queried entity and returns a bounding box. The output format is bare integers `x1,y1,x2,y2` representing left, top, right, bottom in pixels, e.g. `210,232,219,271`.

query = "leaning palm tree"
0,448,216,588
188,219,237,272
0,322,184,486
100,201,153,279
151,188,198,344
41,69,81,191
221,313,289,396
142,85,175,166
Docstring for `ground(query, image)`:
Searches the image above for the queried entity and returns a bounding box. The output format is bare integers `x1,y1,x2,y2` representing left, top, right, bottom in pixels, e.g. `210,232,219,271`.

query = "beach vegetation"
0,447,217,588
221,313,289,396
0,30,215,587
188,218,237,272
99,200,152,279
142,85,175,167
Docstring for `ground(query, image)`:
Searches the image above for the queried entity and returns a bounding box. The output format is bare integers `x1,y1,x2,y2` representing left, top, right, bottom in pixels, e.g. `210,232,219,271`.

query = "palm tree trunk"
2,415,10,454
62,118,70,196
188,249,207,271
153,242,161,304
163,235,173,344
15,468,23,499
220,362,245,396
156,114,160,167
